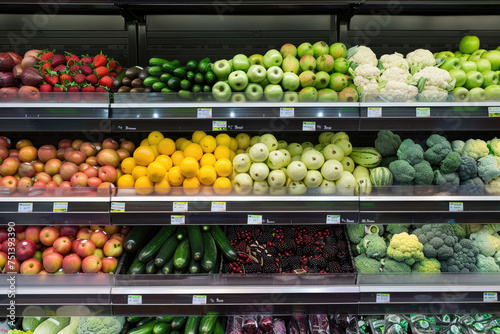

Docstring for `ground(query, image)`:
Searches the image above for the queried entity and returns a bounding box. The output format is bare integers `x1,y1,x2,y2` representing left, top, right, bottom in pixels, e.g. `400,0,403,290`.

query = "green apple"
282,56,300,74
228,70,248,91
436,51,454,59
470,87,486,102
452,87,470,102
280,43,297,58
253,180,269,195
262,49,283,69
440,57,461,71
317,88,338,102
465,71,484,89
244,83,264,101
297,42,314,58
282,72,300,91
459,35,480,54
485,85,500,100
250,136,260,146
319,179,336,195
231,93,246,103
301,149,324,170
288,180,307,195
266,66,284,84
278,141,288,150
460,60,477,72
459,54,471,62
232,54,250,72
260,133,278,151
482,70,499,87
235,133,250,149
333,58,349,74
211,81,231,101
329,42,347,59
298,87,318,102
314,71,330,90
316,54,334,72
299,54,316,72
249,143,269,162
475,58,491,72
469,49,487,61
267,169,287,188
318,132,335,144
304,170,323,187
287,161,307,181
454,51,462,57
481,50,500,71
312,41,329,58
249,54,263,66
283,91,299,103
321,159,343,181
233,153,252,173
287,143,303,156
329,73,348,92
213,59,232,81
299,71,316,88
247,65,267,83
233,173,253,195
302,142,314,149
259,78,270,89
264,84,283,102
449,68,467,87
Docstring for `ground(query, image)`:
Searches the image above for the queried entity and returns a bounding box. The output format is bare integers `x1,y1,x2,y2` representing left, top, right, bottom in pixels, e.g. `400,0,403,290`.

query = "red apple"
0,251,7,269
33,181,46,188
80,142,98,157
34,172,51,184
15,139,32,150
0,175,17,193
103,238,123,257
39,270,48,274
83,166,98,178
46,181,58,192
71,239,81,254
2,238,19,254
79,163,91,173
0,229,7,243
56,148,65,160
98,165,117,183
60,162,78,181
25,226,41,243
116,149,130,161
15,239,36,261
6,257,20,273
17,176,33,193
120,140,135,154
60,226,78,238
42,247,56,258
93,248,104,259
39,226,60,246
104,225,120,236
18,146,37,163
101,257,118,273
86,156,98,166
32,160,44,173
38,145,57,162
76,228,92,240
62,253,82,273
66,150,87,165
0,146,8,160
90,229,108,248
43,252,63,273
96,149,120,168
102,138,119,150
70,172,88,187
18,162,36,178
81,254,102,273
20,258,42,274
120,226,132,236
71,139,84,150
110,233,125,244
52,174,63,185
58,139,72,149
44,158,62,176
53,236,72,255
76,239,95,258
0,136,12,149
0,157,19,176
87,177,102,187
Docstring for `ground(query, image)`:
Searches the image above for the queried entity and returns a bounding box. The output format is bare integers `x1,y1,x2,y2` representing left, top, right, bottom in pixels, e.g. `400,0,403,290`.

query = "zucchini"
155,235,179,267
149,58,169,67
161,73,173,83
199,316,218,334
128,254,146,274
174,267,188,274
124,226,154,253
177,226,187,240
189,257,200,273
138,226,178,263
201,231,217,272
173,238,190,269
156,267,163,274
121,322,132,334
145,258,157,274
187,225,203,260
149,66,164,77
213,321,224,334
171,317,187,330
152,81,167,92
144,76,160,87
127,317,143,323
154,323,172,334
162,257,174,274
210,226,237,261
127,320,156,334
22,316,47,332
185,316,201,334
157,316,176,323
136,317,155,327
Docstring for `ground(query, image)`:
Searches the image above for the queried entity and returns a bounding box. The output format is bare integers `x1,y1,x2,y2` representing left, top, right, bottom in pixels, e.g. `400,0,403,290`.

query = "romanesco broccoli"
412,258,441,273
387,232,425,265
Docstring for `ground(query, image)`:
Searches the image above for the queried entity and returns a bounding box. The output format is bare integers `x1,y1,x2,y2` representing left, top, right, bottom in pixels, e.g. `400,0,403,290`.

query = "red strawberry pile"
38,49,122,101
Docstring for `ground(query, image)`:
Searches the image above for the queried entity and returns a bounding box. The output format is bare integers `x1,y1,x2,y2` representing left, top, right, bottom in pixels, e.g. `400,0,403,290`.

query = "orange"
117,174,135,188
133,146,156,166
140,139,150,146
183,143,203,161
198,165,217,185
147,161,167,182
213,177,232,194
229,137,238,151
199,135,217,153
183,176,201,195
214,158,232,177
180,157,199,178
149,144,159,157
147,131,164,145
155,155,173,171
135,176,154,195
200,153,216,167
121,157,137,174
175,137,188,150
216,133,231,147
171,150,185,166
214,145,231,160
155,175,171,194
168,166,185,186
179,140,192,151
192,131,207,144
131,165,147,180
158,138,176,156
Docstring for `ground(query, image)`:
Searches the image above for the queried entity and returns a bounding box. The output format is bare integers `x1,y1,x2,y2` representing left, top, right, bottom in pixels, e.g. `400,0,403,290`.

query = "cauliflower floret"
354,64,381,81
418,86,448,102
413,67,452,90
348,45,378,67
406,49,436,74
380,67,412,84
379,81,418,102
380,53,409,70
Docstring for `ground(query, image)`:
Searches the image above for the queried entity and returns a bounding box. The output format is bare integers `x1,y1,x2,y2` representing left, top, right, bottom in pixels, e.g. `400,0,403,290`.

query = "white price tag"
280,107,294,118
53,202,68,213
302,121,316,131
127,295,142,305
192,295,207,305
171,215,185,225
197,108,212,118
484,292,498,302
173,202,188,212
489,107,500,117
111,202,125,213
18,203,33,213
367,107,382,117
212,121,227,131
247,215,262,225
449,202,463,212
416,107,430,117
376,293,390,303
326,215,340,224
211,202,226,212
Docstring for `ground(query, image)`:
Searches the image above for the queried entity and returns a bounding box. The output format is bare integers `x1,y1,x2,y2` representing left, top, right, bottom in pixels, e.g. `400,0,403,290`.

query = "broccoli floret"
451,224,467,240
478,155,500,182
457,155,478,181
389,160,416,184
440,151,461,174
346,224,365,244
441,239,479,273
461,176,484,187
477,254,500,272
452,140,465,154
375,130,402,157
77,317,125,334
357,233,387,259
387,224,411,235
413,160,434,185
412,224,458,261
426,134,449,148
387,232,425,265
469,225,500,256
424,137,452,165
354,254,383,273
397,138,424,166
462,138,489,160
380,155,398,168
433,170,460,186
412,258,441,273
381,257,411,273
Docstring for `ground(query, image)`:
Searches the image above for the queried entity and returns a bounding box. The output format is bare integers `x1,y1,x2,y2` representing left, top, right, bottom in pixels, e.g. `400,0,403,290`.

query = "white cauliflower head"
380,53,409,70
348,46,378,67
356,78,379,102
380,67,412,85
418,86,448,102
406,49,436,75
413,67,453,90
379,81,418,102
354,64,381,80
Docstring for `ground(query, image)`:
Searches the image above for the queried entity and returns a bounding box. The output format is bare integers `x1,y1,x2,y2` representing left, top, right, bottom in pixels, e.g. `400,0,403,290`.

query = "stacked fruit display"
0,224,128,274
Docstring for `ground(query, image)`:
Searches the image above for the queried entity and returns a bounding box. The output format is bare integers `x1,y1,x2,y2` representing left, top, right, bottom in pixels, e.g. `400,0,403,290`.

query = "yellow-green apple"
43,252,63,273
62,253,81,273
81,254,102,273
39,226,60,246
228,71,249,91
20,258,42,274
76,239,96,258
102,256,118,273
103,239,123,257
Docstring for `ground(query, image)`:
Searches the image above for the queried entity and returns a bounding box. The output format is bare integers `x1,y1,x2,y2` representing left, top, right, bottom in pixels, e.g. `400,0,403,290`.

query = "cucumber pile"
124,225,237,275
124,316,224,334
143,57,216,97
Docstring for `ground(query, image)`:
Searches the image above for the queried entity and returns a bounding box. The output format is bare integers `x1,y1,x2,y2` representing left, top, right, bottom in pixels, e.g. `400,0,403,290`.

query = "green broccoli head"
413,160,434,185
389,160,416,184
424,143,452,165
461,176,484,187
477,254,500,273
381,257,411,273
433,170,460,186
457,155,478,181
462,138,489,160
452,140,465,154
441,239,479,273
354,254,383,274
440,151,461,174
347,224,365,244
478,155,500,183
357,233,387,259
426,134,449,148
412,224,458,261
375,130,402,157
413,258,441,273
397,138,424,166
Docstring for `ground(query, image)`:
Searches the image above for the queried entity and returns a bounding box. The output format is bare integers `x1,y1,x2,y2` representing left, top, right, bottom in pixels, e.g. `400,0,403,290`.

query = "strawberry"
44,71,59,86
81,84,96,93
70,64,80,74
99,76,114,89
93,52,107,67
85,73,98,85
67,84,81,102
110,71,118,78
80,55,93,64
95,86,108,93
94,66,109,78
51,54,66,67
53,64,67,73
107,59,117,70
73,73,86,84
80,64,93,76
40,62,53,75
65,52,80,66
117,65,122,72
39,83,53,92
53,84,67,102
59,73,73,85
38,49,55,62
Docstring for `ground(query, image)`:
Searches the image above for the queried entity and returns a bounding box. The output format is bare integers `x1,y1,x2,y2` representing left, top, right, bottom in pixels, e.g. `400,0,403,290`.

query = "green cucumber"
127,320,156,334
128,254,146,275
155,235,179,267
199,316,218,334
127,317,143,323
149,58,169,67
153,82,167,92
154,323,172,334
177,226,187,240
213,321,224,334
173,66,187,79
138,226,178,263
210,226,237,261
180,79,192,91
156,267,163,274
162,257,174,274
167,77,181,90
186,60,198,72
161,73,173,83
145,258,157,274
204,71,216,85
186,71,196,82
189,257,200,274
171,317,187,330
157,316,176,323
148,66,164,77
124,226,154,253
201,231,217,272
136,317,155,327
185,316,202,334
162,61,179,73
173,238,190,269
187,225,203,260
144,76,160,87
194,73,204,85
